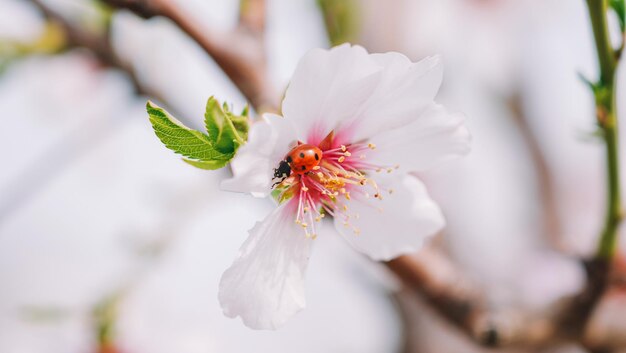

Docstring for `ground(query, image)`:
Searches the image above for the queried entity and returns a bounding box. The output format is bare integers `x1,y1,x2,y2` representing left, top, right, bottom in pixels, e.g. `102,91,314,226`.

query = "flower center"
272,132,398,239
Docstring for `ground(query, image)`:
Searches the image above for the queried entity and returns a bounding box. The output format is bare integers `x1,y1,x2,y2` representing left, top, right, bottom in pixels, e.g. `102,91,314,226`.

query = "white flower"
219,44,471,329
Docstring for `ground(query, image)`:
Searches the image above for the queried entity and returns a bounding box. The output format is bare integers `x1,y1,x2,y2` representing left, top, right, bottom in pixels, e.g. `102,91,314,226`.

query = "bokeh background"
1,0,624,352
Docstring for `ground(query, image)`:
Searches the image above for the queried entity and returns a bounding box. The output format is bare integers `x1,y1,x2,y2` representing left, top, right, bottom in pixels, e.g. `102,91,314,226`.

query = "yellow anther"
312,165,321,170
301,186,309,192
311,234,318,240
315,216,321,222
338,156,345,163
345,192,351,200
301,222,308,228
387,168,393,173
317,172,324,179
339,188,346,194
368,143,376,150
341,145,347,152
359,179,367,185
344,151,352,157
303,207,310,213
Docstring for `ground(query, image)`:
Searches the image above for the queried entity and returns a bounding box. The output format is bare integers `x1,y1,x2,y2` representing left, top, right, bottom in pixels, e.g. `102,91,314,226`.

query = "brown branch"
101,0,278,112
386,250,562,348
507,94,614,343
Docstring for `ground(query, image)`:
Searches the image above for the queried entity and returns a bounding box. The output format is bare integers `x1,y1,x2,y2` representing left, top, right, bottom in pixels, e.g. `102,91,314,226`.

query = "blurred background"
1,0,625,352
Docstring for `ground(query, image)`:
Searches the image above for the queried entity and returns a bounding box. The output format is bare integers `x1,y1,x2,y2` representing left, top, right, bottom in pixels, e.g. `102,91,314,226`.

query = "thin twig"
586,0,623,260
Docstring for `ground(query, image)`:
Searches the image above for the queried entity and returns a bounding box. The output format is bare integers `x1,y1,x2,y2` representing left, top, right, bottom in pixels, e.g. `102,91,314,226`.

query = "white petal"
282,44,383,143
219,201,314,329
334,174,444,261
220,113,298,197
368,103,471,172
348,53,444,142
282,45,445,143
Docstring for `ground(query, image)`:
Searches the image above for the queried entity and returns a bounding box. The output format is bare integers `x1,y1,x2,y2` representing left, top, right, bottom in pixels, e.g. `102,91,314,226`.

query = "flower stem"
586,0,623,259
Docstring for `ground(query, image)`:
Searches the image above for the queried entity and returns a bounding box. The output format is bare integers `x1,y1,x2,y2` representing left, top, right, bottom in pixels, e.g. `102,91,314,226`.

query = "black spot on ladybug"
314,153,319,161
299,152,305,158
286,155,292,163
301,165,306,171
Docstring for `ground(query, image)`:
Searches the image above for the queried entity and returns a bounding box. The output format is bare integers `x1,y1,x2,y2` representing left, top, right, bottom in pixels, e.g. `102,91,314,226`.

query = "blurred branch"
28,0,168,106
386,252,490,344
386,249,561,348
100,0,278,112
508,94,563,250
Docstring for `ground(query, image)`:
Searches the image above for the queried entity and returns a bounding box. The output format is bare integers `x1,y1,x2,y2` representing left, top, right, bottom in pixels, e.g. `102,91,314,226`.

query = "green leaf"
147,101,234,163
610,0,626,32
204,97,246,154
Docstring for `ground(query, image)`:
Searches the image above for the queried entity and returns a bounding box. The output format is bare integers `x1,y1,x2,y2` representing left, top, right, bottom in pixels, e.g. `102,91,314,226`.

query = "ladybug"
272,143,323,187
287,144,323,174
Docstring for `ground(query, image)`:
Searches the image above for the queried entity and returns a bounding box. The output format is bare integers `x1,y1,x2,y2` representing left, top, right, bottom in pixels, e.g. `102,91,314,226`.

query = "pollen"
281,138,399,240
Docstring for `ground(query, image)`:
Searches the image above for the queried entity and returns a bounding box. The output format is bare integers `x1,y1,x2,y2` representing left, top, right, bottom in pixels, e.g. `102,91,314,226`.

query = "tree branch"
386,248,564,348
101,0,278,112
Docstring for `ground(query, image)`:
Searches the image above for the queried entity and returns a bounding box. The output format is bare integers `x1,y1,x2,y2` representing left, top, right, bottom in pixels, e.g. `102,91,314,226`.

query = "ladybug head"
274,160,292,179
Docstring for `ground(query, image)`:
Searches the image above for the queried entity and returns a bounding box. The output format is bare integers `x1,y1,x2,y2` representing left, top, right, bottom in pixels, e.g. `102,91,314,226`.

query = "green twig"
586,0,623,259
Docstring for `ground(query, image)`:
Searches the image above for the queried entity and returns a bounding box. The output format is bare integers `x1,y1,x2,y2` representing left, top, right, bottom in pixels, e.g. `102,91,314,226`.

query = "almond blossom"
219,44,470,329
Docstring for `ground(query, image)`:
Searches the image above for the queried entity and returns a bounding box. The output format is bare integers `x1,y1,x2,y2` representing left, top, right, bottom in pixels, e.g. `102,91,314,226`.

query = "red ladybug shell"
286,144,323,174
